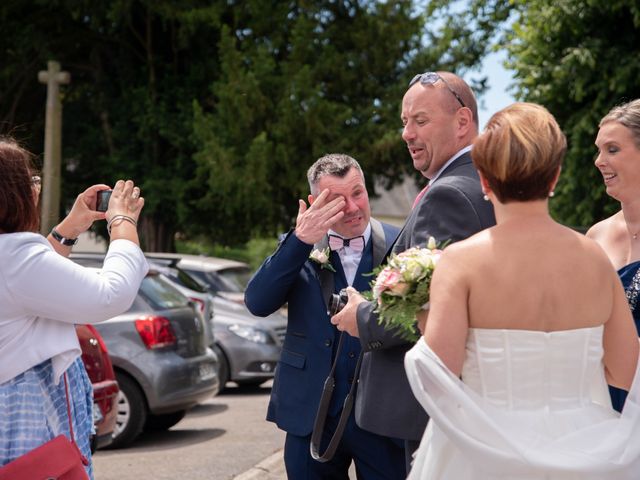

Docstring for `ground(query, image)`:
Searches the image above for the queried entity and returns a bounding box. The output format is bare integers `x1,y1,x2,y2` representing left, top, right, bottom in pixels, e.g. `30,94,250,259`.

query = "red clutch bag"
0,373,90,480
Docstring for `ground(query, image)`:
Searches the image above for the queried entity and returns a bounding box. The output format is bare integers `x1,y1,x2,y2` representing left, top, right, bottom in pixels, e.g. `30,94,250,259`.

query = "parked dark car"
145,253,286,391
70,257,220,448
76,323,118,451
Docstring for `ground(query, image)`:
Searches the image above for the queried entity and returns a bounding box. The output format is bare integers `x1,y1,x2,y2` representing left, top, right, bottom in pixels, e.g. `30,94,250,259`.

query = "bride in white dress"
405,103,640,479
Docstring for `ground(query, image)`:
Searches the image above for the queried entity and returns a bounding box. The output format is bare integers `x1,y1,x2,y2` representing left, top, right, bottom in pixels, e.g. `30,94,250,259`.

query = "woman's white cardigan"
0,232,148,385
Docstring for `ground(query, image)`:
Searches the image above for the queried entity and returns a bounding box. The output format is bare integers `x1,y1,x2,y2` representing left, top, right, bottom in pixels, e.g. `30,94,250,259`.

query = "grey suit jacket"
355,151,496,441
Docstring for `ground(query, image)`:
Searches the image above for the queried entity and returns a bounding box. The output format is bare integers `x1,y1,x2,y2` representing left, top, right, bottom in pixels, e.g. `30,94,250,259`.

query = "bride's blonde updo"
472,102,566,203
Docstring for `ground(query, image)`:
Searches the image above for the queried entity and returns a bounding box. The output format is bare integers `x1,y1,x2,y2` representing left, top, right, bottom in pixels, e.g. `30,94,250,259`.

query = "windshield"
138,273,190,309
188,267,251,293
149,263,209,293
173,267,208,293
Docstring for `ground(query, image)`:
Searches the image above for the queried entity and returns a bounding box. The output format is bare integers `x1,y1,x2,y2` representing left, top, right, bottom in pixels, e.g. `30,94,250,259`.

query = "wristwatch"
50,227,78,246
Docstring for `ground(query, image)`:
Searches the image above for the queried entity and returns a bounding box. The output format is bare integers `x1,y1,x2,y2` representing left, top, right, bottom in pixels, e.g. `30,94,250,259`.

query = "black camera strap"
309,331,364,463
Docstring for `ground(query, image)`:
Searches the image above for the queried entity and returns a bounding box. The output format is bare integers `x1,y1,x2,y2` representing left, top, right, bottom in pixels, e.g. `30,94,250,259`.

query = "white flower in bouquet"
367,238,444,341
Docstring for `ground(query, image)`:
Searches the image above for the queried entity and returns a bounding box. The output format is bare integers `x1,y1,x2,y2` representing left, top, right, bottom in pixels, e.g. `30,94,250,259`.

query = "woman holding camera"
0,138,148,479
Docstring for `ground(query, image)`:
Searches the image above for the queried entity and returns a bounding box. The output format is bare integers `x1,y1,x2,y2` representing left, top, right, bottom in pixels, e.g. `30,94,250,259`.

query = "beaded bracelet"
107,215,137,236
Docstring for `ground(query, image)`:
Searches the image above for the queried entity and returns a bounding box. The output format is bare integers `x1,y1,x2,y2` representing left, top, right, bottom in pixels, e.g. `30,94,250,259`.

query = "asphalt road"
92,381,285,480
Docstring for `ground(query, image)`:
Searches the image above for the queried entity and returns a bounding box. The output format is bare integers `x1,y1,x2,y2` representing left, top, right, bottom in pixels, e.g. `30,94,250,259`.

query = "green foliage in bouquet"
364,238,443,342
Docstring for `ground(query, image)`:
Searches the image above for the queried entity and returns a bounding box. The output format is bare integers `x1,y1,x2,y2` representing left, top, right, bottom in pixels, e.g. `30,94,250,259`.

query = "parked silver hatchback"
71,259,219,448
145,253,287,390
144,260,216,348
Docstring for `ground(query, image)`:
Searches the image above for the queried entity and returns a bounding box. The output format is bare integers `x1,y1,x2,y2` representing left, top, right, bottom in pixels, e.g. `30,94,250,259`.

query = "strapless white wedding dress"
405,326,640,479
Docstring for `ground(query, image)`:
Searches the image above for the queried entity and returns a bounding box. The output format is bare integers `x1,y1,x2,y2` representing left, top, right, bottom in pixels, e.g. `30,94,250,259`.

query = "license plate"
199,363,216,381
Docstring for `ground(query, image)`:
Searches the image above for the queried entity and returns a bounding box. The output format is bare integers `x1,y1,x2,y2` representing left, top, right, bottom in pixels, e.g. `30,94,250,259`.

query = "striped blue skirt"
0,357,94,479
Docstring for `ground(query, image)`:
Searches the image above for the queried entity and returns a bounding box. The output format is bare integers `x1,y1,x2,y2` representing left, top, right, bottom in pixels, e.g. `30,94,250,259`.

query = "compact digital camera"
327,288,349,316
96,189,113,212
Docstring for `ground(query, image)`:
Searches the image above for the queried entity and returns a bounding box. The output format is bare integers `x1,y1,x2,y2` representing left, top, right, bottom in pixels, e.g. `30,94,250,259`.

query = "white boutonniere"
309,247,336,272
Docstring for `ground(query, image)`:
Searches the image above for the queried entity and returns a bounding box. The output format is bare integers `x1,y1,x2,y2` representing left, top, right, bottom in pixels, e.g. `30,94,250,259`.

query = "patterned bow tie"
328,234,365,252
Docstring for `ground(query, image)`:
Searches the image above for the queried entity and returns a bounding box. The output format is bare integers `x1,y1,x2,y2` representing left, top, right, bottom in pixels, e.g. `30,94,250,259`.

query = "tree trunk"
140,215,175,252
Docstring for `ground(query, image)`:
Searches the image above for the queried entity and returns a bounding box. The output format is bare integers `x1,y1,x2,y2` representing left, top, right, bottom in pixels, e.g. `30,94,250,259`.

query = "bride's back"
425,103,637,387
462,220,614,332
410,102,640,480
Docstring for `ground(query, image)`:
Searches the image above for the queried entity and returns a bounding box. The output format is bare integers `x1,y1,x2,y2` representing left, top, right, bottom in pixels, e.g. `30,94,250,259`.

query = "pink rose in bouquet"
368,237,444,341
373,268,410,299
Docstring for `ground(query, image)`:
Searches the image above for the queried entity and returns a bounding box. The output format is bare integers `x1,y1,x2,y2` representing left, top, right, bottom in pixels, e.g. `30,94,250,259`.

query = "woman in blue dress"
588,98,640,411
0,139,148,478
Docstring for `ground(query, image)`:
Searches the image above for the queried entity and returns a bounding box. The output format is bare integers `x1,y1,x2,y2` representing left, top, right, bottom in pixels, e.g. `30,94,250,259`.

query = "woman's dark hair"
0,139,40,233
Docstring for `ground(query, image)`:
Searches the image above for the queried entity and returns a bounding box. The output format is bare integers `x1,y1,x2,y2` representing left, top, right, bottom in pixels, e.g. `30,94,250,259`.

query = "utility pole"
38,61,70,234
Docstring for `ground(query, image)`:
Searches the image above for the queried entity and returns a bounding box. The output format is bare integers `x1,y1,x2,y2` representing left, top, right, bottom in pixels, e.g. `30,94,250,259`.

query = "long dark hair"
0,139,40,233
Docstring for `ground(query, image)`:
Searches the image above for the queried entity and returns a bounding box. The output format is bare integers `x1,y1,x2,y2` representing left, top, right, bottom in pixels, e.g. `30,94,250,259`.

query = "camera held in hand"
328,288,349,316
96,189,113,212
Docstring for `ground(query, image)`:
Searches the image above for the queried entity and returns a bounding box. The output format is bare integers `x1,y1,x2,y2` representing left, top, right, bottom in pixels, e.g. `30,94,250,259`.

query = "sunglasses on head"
409,71,466,108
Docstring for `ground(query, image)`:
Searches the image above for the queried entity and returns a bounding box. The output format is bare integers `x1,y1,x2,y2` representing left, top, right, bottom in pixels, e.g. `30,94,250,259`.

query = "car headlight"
228,324,273,344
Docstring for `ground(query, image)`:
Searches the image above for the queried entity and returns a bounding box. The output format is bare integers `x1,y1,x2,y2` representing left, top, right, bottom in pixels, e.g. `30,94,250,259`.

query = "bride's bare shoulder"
439,229,493,261
570,226,619,271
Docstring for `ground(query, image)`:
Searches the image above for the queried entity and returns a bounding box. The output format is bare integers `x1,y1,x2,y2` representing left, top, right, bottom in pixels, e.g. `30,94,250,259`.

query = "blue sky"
473,49,515,130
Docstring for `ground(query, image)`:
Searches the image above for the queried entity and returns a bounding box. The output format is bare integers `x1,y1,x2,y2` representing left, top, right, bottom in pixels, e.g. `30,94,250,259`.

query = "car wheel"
214,344,230,393
106,373,147,449
144,410,187,432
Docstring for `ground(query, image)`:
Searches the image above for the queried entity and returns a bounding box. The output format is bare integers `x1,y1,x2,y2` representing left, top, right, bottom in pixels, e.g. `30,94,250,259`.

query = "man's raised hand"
295,189,345,244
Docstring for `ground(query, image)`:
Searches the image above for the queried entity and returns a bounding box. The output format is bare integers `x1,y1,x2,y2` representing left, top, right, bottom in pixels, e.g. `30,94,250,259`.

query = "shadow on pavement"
187,402,229,417
118,428,227,452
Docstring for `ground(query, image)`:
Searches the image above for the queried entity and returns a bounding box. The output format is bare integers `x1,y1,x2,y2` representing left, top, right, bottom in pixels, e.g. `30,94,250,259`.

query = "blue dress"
0,357,94,479
610,261,640,412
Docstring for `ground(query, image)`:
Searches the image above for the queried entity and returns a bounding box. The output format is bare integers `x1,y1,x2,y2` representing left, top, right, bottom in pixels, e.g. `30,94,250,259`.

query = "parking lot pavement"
233,449,357,479
232,449,286,480
93,383,285,480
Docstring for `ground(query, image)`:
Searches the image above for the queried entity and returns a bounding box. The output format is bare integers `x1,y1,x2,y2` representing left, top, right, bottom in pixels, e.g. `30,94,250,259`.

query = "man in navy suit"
245,154,404,479
331,72,496,470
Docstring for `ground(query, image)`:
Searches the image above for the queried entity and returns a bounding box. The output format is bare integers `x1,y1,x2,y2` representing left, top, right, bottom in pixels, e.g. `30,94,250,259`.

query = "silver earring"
549,191,555,198
483,194,489,201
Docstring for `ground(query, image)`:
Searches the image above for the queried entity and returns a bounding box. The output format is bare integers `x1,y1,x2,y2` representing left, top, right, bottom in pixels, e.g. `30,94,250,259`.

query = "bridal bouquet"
368,237,443,341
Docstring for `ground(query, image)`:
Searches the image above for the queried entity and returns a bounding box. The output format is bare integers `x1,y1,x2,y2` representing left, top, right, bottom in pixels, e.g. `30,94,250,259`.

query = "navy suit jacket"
355,152,496,441
245,218,398,436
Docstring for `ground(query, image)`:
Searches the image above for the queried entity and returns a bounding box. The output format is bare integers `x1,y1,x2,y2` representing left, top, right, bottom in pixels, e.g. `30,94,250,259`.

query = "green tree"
504,0,640,227
1,0,225,250
186,1,424,244
62,1,226,251
187,0,501,244
0,0,498,249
